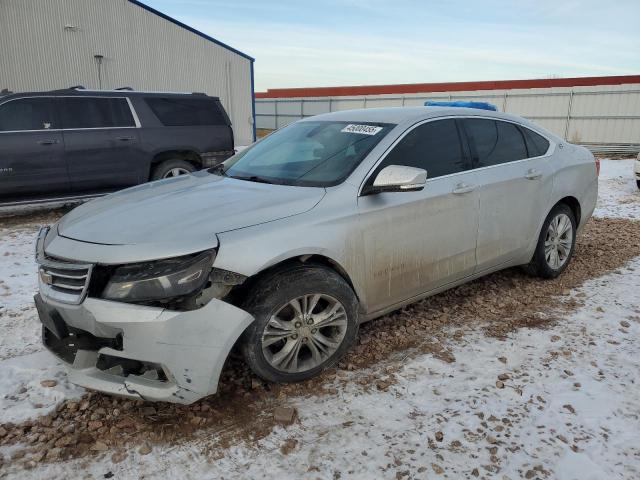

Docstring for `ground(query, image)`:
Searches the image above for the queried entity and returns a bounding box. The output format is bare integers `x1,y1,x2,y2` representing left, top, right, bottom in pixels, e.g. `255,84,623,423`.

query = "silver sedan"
35,106,598,403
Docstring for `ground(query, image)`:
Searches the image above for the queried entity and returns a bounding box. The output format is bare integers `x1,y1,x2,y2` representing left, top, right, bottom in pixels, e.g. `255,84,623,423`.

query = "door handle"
525,169,542,180
452,183,476,195
37,139,59,145
116,136,134,141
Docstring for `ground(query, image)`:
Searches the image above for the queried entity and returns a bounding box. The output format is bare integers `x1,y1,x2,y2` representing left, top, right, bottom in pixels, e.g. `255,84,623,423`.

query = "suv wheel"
525,203,577,279
151,159,195,180
241,265,359,383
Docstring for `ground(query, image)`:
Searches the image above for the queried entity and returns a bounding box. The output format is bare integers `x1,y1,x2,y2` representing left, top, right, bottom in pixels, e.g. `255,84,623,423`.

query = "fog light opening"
96,354,168,382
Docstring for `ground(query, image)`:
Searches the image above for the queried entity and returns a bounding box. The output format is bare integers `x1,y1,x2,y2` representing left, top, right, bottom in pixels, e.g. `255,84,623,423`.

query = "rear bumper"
35,293,253,404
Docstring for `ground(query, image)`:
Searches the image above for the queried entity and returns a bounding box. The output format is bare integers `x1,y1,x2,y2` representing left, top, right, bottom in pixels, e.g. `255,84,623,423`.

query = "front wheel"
241,265,359,383
525,203,577,279
636,179,640,190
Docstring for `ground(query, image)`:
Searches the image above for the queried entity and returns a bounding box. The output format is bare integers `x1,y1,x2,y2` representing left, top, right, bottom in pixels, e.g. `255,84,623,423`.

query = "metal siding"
331,99,366,111
302,100,331,116
256,84,640,151
0,0,254,145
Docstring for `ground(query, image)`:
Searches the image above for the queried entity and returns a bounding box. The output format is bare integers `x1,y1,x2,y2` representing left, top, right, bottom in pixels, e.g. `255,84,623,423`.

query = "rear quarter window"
145,97,228,127
522,127,550,157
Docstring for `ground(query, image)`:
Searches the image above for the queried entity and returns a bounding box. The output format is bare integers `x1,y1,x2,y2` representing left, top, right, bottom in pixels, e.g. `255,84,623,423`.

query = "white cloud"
142,0,640,90
183,16,638,90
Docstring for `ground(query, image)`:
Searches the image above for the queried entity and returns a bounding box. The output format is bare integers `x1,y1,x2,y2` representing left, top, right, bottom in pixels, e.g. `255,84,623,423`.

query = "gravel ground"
0,159,639,479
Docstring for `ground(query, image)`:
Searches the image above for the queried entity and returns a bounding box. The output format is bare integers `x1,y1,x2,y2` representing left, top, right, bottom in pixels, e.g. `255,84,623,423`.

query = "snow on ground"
0,219,84,424
594,158,640,219
0,158,639,478
6,255,638,480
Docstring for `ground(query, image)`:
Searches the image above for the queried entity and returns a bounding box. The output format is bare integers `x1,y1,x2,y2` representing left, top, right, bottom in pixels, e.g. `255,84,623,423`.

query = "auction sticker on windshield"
341,124,383,135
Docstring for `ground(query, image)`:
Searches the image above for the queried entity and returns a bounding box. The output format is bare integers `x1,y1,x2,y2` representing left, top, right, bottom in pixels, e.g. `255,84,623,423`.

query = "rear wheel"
525,203,576,279
151,159,195,180
637,179,640,190
241,265,359,383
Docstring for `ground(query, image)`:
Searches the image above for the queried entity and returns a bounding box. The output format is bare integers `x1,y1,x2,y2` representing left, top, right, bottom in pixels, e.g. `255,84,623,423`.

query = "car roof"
304,106,536,128
0,89,220,100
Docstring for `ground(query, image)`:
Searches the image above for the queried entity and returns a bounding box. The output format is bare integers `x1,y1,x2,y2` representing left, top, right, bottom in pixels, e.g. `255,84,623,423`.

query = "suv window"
0,98,57,131
521,127,550,157
60,97,135,129
464,119,528,167
377,119,468,179
145,97,227,126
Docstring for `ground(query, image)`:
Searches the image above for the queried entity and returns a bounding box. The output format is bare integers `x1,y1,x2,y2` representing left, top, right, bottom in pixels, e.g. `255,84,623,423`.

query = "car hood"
57,171,325,247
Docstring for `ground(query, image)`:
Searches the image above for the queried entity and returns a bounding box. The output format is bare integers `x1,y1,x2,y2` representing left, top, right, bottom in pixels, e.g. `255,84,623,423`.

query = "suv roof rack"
0,88,13,96
40,87,216,98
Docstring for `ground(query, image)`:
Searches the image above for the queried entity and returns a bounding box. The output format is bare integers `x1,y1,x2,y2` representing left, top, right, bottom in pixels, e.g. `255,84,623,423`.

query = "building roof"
256,74,640,98
128,0,254,62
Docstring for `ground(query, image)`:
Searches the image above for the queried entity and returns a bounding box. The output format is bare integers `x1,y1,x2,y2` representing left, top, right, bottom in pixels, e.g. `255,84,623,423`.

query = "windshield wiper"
229,174,278,185
209,164,227,177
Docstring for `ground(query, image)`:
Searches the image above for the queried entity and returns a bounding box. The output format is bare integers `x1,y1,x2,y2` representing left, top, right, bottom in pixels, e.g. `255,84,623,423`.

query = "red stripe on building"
255,75,640,99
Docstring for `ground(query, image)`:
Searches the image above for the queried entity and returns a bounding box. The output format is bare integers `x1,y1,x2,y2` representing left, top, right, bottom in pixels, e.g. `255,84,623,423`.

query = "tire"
525,203,577,279
637,180,640,190
241,265,359,383
151,159,195,180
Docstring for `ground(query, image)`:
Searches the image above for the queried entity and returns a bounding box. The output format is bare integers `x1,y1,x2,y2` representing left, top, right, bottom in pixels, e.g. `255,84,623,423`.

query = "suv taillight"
595,157,600,176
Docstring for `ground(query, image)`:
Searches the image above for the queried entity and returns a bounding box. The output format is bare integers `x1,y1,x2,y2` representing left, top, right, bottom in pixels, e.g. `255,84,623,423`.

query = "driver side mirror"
362,165,427,195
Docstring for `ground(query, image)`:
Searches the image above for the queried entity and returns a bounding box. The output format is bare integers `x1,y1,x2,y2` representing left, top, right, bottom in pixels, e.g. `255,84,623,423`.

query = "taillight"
595,157,600,176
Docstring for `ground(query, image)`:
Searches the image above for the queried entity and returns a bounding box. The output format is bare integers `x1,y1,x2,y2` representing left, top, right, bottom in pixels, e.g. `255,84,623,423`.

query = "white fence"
256,84,640,154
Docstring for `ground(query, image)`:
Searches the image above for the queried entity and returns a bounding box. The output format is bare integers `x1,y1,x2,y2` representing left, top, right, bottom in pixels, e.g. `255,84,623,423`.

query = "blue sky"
144,0,640,91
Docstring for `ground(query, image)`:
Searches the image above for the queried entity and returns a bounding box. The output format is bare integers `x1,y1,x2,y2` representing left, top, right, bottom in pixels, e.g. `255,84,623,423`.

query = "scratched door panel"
357,171,479,313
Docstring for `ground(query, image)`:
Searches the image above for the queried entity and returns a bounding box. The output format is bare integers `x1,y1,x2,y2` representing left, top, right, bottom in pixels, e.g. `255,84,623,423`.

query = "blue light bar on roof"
425,101,498,111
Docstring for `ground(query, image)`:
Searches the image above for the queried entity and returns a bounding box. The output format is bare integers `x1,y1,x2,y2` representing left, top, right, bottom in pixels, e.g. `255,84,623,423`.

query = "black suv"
0,87,235,205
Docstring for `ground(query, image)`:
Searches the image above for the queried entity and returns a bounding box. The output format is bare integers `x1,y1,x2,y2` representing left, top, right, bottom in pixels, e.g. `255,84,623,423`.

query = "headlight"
101,250,215,303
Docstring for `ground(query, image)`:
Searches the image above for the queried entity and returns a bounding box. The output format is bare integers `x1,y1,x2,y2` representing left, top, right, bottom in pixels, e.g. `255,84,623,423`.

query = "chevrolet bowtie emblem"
39,269,53,285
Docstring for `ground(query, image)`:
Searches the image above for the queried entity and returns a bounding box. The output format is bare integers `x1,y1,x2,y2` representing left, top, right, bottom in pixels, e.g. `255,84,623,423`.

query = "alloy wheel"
261,294,348,373
544,213,573,270
163,167,191,178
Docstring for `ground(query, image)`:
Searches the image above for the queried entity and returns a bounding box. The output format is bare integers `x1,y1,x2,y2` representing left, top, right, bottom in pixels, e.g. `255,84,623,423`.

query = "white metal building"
256,76,640,154
0,0,256,144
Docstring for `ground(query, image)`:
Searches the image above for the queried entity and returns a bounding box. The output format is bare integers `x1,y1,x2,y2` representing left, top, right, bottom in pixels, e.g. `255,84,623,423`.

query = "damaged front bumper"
35,293,253,404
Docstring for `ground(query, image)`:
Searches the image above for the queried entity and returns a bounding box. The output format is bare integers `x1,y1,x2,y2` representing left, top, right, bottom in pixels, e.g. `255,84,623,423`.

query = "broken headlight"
101,250,215,303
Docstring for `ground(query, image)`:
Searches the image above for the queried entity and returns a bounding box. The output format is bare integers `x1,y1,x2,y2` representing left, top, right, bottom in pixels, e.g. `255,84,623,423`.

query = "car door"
59,96,143,193
462,118,554,271
0,97,68,199
357,118,479,313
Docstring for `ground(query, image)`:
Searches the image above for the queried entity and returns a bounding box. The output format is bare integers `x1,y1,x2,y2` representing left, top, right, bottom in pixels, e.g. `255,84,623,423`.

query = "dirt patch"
0,206,71,230
256,128,273,139
1,217,640,470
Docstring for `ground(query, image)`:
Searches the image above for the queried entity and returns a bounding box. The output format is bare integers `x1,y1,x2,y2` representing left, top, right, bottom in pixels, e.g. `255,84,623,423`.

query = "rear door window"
60,97,135,129
464,119,528,167
378,119,469,179
0,97,57,131
521,127,550,157
145,97,228,126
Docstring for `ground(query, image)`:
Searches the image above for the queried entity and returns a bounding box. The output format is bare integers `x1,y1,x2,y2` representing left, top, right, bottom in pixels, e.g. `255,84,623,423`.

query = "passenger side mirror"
362,165,427,195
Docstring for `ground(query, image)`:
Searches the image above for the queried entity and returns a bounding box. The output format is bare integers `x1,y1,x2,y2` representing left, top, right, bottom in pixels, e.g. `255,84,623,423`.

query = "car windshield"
212,120,395,187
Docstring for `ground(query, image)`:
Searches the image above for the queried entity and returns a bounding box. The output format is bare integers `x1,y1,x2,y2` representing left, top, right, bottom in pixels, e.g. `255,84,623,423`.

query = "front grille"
39,260,92,303
36,226,93,304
